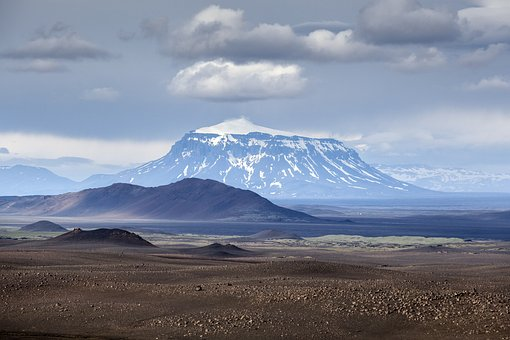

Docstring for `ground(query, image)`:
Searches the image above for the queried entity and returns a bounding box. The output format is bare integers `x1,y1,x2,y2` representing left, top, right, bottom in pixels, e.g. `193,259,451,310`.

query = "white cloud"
81,87,121,102
357,0,460,44
169,59,307,101
2,30,113,60
303,29,385,62
459,43,508,66
391,47,446,71
0,132,170,174
464,76,510,91
356,109,510,153
10,59,67,73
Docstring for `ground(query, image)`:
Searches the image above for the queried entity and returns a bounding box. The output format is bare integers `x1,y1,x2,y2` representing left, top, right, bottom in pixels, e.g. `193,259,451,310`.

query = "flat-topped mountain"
51,228,155,247
0,178,319,222
20,220,67,232
82,118,427,198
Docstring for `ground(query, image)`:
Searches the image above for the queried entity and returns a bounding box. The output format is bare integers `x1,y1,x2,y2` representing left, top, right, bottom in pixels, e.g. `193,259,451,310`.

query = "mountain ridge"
0,178,319,222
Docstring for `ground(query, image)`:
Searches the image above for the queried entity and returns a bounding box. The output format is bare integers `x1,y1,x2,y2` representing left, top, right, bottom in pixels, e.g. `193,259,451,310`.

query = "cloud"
292,21,351,35
357,0,460,44
156,4,510,67
9,59,68,73
1,22,113,60
81,87,121,101
354,109,510,157
464,76,510,91
168,59,307,101
0,132,170,168
0,147,9,154
140,16,169,39
459,43,508,66
117,30,137,42
391,47,446,71
458,0,510,44
165,5,386,63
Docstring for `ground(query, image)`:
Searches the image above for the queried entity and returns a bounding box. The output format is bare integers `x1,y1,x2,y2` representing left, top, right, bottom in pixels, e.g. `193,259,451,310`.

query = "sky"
1,0,510,180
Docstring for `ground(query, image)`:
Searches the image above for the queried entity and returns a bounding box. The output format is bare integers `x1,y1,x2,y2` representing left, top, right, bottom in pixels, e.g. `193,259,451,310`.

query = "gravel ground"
0,246,509,339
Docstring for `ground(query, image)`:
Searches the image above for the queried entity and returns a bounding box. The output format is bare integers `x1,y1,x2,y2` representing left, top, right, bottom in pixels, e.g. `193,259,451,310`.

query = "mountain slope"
82,118,425,198
0,165,77,196
375,164,510,193
0,178,319,222
20,220,67,232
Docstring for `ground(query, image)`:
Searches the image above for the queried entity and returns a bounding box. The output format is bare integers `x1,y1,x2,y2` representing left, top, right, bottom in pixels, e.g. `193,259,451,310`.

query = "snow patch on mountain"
195,117,294,137
82,119,425,198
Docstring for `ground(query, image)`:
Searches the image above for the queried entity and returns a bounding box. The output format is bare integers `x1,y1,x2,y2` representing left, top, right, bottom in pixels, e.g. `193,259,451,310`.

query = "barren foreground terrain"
1,242,509,339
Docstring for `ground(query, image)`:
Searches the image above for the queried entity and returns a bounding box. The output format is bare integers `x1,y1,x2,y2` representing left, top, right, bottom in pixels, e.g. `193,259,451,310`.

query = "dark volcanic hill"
0,178,319,222
181,243,252,257
51,228,155,247
20,220,67,232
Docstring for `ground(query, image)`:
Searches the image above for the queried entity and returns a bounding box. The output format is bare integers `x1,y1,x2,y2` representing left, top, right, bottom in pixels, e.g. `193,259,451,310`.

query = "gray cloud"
9,59,68,73
140,16,169,39
357,0,461,44
117,30,137,42
165,5,387,63
0,147,9,154
458,1,510,44
459,43,508,66
2,23,113,60
292,21,351,35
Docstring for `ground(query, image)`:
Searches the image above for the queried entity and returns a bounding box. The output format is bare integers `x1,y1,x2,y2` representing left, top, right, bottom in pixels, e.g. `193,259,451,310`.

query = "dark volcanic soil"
0,247,509,339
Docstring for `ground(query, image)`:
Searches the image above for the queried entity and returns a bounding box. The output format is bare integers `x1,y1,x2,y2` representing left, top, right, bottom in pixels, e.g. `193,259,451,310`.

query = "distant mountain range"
0,178,318,222
375,164,510,193
0,165,77,196
7,119,508,197
1,119,425,198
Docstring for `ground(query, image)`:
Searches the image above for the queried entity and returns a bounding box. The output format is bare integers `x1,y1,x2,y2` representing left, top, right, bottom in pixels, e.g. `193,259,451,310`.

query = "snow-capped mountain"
82,118,424,198
0,165,77,196
375,164,510,193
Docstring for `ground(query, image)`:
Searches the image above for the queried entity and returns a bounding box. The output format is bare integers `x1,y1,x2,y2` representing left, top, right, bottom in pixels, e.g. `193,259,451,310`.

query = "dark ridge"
20,220,67,232
0,178,321,223
181,243,252,258
50,228,155,247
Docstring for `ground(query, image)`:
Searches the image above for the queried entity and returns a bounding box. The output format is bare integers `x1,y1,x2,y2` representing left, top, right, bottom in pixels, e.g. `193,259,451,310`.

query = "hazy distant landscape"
2,0,510,339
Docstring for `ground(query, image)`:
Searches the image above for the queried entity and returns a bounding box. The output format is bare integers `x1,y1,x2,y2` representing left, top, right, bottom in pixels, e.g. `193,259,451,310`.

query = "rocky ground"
0,245,509,339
